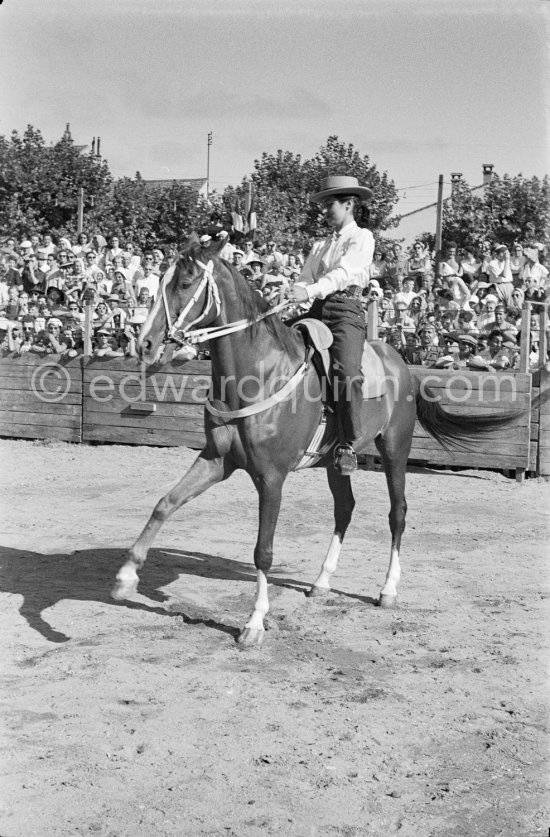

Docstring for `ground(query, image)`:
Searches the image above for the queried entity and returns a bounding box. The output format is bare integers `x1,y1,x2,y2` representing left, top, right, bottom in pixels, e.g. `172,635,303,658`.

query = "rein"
161,257,291,346
159,256,305,421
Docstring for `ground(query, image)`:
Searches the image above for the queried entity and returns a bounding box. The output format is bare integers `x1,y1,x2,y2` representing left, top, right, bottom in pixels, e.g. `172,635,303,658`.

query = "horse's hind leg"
112,452,232,600
309,467,355,597
375,434,409,608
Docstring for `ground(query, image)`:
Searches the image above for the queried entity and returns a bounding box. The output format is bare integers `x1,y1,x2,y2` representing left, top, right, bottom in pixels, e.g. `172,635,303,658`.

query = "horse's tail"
414,381,524,452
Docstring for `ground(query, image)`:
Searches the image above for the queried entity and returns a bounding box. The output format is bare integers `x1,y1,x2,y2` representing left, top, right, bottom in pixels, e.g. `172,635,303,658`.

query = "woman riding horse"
112,236,519,647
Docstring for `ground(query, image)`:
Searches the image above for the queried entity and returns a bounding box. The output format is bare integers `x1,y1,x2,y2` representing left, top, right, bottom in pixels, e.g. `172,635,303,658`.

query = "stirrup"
334,444,358,475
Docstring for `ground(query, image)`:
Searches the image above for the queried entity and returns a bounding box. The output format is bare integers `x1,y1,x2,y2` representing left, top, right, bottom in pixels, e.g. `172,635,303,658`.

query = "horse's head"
138,234,227,364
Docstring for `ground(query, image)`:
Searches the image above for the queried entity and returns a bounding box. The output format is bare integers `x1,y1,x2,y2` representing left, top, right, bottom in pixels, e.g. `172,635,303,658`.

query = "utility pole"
206,132,213,200
435,174,444,254
77,187,84,235
433,174,444,281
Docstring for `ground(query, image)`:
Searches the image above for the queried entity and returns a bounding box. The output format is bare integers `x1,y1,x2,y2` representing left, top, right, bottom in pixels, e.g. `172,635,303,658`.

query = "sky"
1,0,549,240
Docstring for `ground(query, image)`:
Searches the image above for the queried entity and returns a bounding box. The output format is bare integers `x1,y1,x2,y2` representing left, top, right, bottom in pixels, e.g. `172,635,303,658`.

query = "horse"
112,235,518,646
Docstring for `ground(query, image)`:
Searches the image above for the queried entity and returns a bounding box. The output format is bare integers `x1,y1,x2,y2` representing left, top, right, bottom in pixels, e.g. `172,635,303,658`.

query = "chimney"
450,172,463,195
91,137,96,155
482,163,494,186
97,137,101,157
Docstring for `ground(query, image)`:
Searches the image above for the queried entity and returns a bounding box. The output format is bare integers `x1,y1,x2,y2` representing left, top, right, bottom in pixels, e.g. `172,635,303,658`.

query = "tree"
0,125,112,239
442,174,550,250
226,135,400,252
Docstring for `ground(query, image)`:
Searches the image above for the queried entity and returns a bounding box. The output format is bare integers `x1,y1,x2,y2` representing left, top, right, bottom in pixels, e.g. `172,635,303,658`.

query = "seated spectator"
112,268,137,304
106,294,128,330
493,303,518,335
5,287,21,321
65,300,85,325
479,329,514,370
45,286,66,315
456,308,477,334
389,299,415,331
476,294,499,332
97,265,114,297
282,253,301,279
21,253,45,294
31,317,70,355
459,246,481,286
522,248,548,299
103,235,124,269
93,326,123,357
232,249,246,272
18,316,36,354
72,232,91,259
135,258,160,300
395,277,416,307
242,239,261,265
264,240,284,271
151,249,164,275
131,287,152,321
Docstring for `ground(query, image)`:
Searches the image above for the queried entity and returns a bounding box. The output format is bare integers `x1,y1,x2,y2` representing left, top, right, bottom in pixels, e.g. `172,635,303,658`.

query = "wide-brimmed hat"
457,333,478,347
309,175,373,204
523,247,539,262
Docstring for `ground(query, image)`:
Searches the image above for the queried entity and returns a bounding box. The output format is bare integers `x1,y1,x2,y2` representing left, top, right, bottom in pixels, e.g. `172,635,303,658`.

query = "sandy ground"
0,438,549,837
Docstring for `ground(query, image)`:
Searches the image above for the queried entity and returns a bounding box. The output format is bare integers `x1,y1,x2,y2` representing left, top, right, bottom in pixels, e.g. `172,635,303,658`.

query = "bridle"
160,256,289,347
157,255,310,422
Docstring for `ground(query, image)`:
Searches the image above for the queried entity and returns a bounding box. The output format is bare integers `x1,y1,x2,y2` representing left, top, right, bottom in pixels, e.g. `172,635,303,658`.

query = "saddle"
294,318,387,400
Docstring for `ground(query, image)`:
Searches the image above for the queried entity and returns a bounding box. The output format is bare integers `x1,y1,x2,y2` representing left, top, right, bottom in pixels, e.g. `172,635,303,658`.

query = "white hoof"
308,585,331,598
378,593,398,609
237,627,265,647
111,571,139,601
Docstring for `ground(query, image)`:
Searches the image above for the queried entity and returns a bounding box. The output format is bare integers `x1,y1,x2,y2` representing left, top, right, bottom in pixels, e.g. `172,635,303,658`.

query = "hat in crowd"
368,279,381,289
476,281,492,290
233,248,244,257
95,326,112,336
394,300,409,310
484,293,498,304
108,293,120,301
20,240,32,249
217,230,229,239
523,247,539,262
199,234,212,244
457,334,478,347
47,317,63,328
309,175,374,204
249,257,266,267
36,248,48,259
494,244,508,254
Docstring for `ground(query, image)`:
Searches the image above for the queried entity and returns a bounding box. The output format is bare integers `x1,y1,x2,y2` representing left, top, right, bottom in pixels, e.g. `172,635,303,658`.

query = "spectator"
31,317,69,355
387,242,407,290
232,249,246,272
405,241,433,289
135,259,160,300
459,246,481,286
486,245,514,305
264,240,284,271
242,239,260,265
510,243,526,285
93,326,123,358
522,247,548,296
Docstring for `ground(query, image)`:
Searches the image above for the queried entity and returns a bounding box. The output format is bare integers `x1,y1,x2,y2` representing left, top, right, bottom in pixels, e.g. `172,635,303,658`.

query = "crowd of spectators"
0,230,548,371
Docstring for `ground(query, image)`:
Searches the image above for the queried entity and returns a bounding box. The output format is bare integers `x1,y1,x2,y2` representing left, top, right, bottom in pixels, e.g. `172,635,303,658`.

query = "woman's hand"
287,284,309,304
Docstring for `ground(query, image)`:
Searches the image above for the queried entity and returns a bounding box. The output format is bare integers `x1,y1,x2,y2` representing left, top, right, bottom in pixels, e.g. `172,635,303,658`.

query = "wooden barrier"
0,353,547,477
0,354,82,442
82,357,209,448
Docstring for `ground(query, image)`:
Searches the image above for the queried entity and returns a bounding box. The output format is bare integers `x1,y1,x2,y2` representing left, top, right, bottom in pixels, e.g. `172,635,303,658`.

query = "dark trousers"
308,294,366,444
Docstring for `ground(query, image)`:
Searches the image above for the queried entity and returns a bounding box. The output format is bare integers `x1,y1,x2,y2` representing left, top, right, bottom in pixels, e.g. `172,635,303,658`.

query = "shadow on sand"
0,545,378,644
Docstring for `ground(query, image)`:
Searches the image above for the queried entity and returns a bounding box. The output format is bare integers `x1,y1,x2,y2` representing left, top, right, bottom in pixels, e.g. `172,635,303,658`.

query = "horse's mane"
216,258,303,360
176,238,302,358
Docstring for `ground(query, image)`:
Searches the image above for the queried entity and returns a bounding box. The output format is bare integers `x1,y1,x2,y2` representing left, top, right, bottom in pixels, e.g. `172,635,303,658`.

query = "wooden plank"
0,402,80,416
82,382,208,404
519,303,531,373
84,398,204,418
83,358,211,375
82,424,205,448
0,410,80,429
0,390,82,406
82,411,204,432
0,375,82,393
0,426,81,442
408,438,530,458
83,369,211,389
408,451,529,468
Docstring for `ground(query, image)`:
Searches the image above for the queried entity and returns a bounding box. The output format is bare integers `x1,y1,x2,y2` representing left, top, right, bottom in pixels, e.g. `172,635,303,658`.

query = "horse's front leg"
309,467,355,597
111,452,232,600
238,473,284,647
